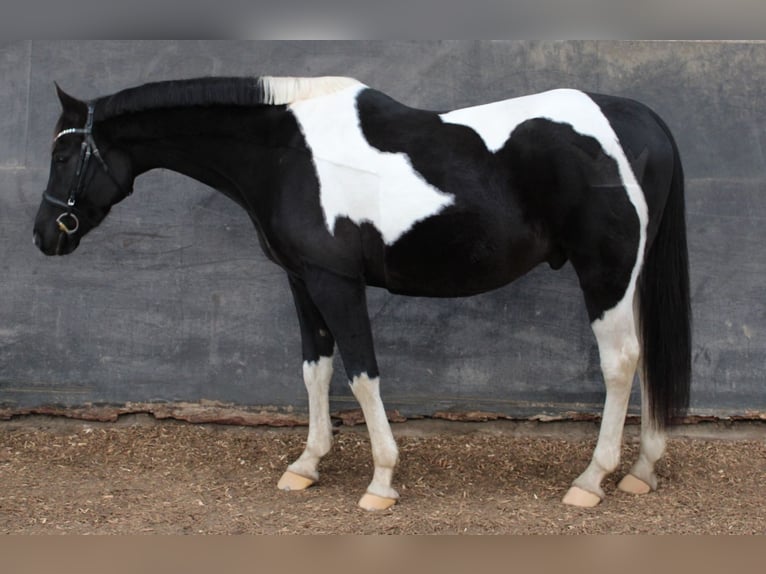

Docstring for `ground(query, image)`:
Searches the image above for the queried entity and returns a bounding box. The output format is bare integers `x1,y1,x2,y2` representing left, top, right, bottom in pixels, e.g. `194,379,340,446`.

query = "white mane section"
259,76,363,105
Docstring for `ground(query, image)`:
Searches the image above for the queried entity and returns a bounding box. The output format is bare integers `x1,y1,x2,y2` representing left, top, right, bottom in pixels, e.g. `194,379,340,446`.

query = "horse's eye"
54,155,68,164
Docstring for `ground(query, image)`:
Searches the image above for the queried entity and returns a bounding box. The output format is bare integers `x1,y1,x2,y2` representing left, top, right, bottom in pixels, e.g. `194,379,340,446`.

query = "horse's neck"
116,106,288,194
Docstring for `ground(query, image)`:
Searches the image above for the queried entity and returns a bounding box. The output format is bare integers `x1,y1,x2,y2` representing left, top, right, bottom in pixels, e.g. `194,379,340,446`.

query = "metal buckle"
56,212,80,235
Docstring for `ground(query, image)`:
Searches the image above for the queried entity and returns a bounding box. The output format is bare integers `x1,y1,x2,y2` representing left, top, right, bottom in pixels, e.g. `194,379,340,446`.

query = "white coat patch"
289,84,454,245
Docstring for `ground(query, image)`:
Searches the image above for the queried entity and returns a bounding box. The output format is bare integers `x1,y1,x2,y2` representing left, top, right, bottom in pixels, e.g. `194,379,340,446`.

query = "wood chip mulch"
1,419,763,534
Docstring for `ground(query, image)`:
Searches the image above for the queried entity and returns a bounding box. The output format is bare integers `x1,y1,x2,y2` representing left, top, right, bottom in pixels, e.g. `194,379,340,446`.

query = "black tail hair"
637,122,692,429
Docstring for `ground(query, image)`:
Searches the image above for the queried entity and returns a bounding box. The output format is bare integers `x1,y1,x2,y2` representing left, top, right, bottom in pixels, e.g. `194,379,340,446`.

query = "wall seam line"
23,40,33,169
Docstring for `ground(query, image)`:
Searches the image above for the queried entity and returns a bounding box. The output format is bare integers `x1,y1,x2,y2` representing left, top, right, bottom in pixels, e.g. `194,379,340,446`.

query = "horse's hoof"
617,473,652,495
277,470,316,491
562,486,602,507
358,492,398,511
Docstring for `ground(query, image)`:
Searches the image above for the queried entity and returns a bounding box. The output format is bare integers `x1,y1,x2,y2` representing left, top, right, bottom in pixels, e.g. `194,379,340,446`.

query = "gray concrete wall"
1,41,764,419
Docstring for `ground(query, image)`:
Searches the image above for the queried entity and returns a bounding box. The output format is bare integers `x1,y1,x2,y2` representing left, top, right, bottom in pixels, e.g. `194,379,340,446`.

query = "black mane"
95,77,267,120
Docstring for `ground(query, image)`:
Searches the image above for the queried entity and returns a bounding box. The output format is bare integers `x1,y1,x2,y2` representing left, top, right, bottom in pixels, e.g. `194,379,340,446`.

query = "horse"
32,76,691,510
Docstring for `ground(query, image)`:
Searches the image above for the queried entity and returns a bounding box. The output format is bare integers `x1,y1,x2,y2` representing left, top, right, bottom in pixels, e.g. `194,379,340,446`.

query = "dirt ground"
0,416,763,534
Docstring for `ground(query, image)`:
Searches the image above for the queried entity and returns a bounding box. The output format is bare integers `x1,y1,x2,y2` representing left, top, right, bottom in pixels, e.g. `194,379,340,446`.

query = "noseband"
42,103,130,235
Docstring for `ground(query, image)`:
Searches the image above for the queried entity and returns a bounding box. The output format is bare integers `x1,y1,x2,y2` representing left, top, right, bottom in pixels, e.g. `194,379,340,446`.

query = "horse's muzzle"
33,225,80,256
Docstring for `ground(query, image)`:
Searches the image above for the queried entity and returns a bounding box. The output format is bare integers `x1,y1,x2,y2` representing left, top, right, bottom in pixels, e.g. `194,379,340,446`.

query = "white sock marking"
573,300,640,497
287,356,334,480
349,373,399,499
630,372,666,489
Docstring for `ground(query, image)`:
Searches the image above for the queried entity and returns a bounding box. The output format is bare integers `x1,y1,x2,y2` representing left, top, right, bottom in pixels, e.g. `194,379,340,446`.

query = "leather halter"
42,103,130,235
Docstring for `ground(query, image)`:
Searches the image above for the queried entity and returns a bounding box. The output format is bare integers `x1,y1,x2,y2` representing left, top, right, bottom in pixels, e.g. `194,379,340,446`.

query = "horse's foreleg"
278,356,335,490
303,265,399,511
278,278,336,491
349,372,400,510
563,297,639,507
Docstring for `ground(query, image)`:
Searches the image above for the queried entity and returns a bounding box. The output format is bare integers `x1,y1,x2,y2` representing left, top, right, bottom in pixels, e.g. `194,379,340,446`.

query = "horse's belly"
381,211,544,297
384,254,521,297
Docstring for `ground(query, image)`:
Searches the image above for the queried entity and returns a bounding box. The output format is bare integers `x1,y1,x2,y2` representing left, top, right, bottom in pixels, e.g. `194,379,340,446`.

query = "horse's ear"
54,82,87,115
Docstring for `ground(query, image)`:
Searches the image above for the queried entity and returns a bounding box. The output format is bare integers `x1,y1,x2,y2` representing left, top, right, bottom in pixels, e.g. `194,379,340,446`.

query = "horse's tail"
637,120,691,429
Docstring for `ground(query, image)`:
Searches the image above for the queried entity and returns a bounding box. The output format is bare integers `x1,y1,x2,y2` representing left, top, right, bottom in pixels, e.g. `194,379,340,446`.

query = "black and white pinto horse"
33,76,690,510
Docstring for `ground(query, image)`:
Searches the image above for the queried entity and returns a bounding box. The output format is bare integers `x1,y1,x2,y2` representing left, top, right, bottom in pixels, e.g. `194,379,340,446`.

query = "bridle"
42,102,131,235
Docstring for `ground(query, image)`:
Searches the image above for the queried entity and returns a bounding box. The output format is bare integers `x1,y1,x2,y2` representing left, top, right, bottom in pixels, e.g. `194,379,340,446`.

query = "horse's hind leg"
278,277,336,491
617,381,666,494
302,264,399,511
615,291,666,494
563,293,640,507
617,350,666,494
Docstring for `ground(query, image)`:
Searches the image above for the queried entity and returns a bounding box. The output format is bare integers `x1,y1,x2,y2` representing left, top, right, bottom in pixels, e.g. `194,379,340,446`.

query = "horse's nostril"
33,232,41,248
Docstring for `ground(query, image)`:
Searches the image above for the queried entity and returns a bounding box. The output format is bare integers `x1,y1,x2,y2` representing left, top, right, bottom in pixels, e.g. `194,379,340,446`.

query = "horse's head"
33,85,134,256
